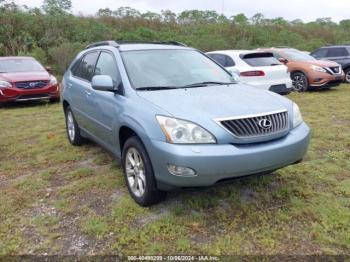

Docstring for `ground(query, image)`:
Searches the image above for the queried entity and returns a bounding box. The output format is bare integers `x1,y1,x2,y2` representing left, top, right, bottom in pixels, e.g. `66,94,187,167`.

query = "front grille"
15,80,49,89
217,110,289,138
327,66,341,75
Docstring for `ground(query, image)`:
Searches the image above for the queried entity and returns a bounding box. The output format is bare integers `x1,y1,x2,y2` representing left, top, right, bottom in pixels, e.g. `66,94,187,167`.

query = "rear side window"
326,48,349,57
73,52,99,81
241,52,281,67
94,52,121,86
208,53,235,67
311,48,328,59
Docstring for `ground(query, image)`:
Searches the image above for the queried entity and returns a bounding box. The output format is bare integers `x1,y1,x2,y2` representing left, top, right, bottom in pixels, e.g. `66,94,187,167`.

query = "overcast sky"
16,0,350,22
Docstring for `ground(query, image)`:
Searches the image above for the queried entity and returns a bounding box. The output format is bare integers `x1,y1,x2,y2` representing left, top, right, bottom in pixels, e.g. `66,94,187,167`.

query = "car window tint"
74,52,99,81
242,52,281,67
94,52,121,85
210,54,235,67
327,48,349,57
311,48,328,58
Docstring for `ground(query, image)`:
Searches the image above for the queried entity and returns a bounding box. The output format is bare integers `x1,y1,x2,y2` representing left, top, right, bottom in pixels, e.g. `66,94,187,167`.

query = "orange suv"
260,48,344,91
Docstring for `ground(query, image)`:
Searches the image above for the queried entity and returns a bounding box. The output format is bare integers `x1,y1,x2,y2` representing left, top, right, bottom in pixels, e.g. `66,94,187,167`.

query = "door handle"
67,83,72,89
85,90,92,96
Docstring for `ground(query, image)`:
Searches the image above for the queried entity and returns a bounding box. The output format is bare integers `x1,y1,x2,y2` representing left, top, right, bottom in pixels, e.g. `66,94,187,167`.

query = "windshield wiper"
183,81,235,88
137,86,179,91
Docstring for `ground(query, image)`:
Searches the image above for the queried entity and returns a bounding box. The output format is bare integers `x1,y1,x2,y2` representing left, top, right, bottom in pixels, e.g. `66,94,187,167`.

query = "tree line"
1,0,350,75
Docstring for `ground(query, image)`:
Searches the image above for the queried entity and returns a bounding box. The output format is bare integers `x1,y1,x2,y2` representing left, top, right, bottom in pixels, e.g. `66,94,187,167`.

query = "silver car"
62,41,310,206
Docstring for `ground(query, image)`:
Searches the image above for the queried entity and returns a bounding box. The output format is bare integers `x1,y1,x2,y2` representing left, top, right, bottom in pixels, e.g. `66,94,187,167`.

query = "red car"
0,56,60,104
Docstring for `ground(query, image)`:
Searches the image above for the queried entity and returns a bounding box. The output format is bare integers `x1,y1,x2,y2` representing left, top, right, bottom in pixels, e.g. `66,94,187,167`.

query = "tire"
291,72,309,92
65,106,84,146
122,136,166,206
344,68,350,84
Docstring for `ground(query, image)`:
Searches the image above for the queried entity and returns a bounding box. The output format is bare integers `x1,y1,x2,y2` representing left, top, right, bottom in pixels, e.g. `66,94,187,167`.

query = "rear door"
324,47,349,66
68,51,99,131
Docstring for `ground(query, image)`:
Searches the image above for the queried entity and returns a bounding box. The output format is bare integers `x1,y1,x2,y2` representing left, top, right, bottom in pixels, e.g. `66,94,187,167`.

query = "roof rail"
117,40,187,47
85,40,188,50
85,41,119,49
274,46,290,49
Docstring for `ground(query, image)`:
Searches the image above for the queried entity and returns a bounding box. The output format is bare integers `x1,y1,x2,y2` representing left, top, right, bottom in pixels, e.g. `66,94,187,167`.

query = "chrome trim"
214,109,289,139
16,97,50,102
325,66,342,75
213,109,287,122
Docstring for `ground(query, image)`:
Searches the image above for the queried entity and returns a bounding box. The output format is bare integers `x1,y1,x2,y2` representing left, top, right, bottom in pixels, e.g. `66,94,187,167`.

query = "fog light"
167,164,197,177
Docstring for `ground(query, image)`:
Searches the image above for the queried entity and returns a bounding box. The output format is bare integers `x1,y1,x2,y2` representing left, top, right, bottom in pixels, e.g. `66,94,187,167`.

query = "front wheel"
292,72,309,92
122,136,166,206
344,68,350,83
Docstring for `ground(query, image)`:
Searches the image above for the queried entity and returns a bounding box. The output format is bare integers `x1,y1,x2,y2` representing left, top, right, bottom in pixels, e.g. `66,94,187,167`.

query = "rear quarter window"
241,52,281,67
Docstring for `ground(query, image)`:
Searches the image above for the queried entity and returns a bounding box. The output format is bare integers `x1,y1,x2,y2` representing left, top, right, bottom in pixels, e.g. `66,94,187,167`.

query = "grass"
0,85,349,256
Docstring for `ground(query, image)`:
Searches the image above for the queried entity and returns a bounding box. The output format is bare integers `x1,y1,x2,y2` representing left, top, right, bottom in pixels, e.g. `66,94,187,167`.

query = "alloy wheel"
345,70,350,83
292,74,306,92
125,147,146,197
67,111,75,142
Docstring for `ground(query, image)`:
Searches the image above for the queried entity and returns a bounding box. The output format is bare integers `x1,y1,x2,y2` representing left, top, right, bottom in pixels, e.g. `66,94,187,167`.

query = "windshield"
282,50,316,61
121,49,234,89
0,59,45,73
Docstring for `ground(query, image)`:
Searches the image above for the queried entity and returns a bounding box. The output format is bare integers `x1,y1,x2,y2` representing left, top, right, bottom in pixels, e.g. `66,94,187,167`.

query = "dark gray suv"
311,45,350,83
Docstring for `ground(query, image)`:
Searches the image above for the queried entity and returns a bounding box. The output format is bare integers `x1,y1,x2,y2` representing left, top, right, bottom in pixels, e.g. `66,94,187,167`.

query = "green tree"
42,0,71,15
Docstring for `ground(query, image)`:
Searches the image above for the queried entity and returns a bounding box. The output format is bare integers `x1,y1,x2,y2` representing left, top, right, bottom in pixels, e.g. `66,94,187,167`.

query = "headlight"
156,115,216,144
311,65,326,73
49,75,58,85
0,80,11,89
293,103,303,128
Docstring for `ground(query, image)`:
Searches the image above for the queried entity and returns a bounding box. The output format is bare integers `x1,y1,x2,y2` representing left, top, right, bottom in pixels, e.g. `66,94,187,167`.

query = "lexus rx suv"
0,57,60,104
206,50,292,94
62,41,310,206
311,45,350,83
260,48,344,91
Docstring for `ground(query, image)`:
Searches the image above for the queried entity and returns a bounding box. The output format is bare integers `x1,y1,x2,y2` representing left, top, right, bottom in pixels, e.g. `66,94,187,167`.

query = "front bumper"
146,123,310,189
0,85,60,103
308,72,344,87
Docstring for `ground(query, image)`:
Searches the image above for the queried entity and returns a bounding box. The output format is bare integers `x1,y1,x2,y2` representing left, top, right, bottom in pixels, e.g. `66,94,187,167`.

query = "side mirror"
45,66,52,73
278,58,288,64
91,75,116,92
228,68,240,82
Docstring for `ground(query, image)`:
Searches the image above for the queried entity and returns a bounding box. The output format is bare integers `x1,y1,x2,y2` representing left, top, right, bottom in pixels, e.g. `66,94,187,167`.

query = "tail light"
240,71,265,77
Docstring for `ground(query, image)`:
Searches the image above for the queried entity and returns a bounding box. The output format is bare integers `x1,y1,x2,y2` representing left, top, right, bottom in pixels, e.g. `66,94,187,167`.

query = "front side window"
94,52,121,86
0,58,45,73
121,49,233,89
73,52,99,81
326,48,349,57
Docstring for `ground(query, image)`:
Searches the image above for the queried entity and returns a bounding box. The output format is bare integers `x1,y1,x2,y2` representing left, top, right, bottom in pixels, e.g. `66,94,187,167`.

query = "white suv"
206,50,293,94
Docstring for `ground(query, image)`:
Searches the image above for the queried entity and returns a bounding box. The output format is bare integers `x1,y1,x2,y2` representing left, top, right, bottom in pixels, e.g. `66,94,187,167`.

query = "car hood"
297,60,340,67
137,84,291,121
0,71,50,82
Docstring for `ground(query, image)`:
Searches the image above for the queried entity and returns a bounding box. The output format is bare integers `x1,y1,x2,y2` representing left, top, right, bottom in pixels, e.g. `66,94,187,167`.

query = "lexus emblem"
258,118,272,129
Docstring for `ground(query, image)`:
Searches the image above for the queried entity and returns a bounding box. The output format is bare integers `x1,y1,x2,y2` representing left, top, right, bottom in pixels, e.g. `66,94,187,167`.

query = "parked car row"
0,41,346,206
207,46,345,93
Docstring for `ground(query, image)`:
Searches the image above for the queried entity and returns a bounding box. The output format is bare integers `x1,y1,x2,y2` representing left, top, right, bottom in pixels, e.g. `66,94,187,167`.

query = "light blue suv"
62,41,310,206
